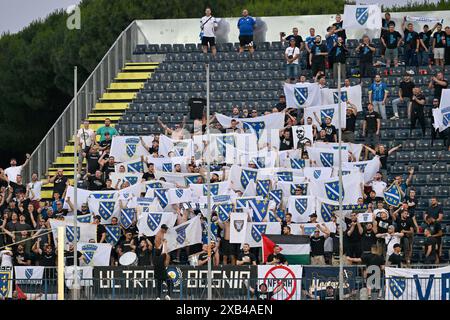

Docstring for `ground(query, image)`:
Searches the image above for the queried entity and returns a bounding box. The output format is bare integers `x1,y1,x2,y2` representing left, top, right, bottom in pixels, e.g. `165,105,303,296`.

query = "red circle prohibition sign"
263,265,297,300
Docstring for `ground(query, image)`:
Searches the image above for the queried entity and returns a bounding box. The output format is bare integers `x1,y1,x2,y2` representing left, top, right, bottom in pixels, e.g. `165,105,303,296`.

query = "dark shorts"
239,35,254,47
221,238,238,257
201,36,216,47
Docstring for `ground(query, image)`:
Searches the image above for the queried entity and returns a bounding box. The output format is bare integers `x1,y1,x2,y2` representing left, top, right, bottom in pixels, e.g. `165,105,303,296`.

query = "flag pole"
205,63,212,300
72,66,80,299
337,62,345,300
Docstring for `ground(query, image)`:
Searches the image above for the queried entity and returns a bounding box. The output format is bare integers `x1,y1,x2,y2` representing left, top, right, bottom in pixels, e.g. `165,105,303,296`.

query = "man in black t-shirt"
86,170,105,191
237,243,257,266
423,228,438,264
396,210,414,264
391,73,415,120
302,223,330,265
342,103,357,143
85,145,101,175
313,114,337,143
422,215,443,263
100,156,116,180
418,23,438,66
401,19,420,66
356,35,375,78
345,212,362,258
381,23,402,67
309,35,328,77
49,169,68,198
94,215,106,243
410,87,426,137
282,27,304,50
99,132,112,158
332,14,346,42
266,245,287,265
429,71,448,99
432,23,446,66
279,128,293,151
247,282,284,300
362,103,381,150
388,244,403,267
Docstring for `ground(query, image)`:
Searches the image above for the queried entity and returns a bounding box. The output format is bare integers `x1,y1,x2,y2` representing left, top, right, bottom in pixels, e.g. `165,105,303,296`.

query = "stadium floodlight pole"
205,63,213,301
72,66,80,299
337,62,344,301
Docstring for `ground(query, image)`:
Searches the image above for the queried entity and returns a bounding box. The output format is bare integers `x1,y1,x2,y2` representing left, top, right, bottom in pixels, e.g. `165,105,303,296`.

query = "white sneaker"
156,297,160,300
165,295,171,300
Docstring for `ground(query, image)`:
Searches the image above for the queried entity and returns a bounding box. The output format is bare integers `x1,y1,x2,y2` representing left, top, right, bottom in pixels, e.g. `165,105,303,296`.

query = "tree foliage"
0,0,449,166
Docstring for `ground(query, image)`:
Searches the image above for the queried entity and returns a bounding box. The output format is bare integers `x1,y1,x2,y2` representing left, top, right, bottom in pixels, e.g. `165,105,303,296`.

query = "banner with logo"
342,4,382,30
110,135,154,162
283,83,321,108
167,188,192,205
245,222,281,247
14,266,45,285
257,265,303,300
303,167,333,181
303,103,346,129
321,85,363,112
433,89,450,132
109,172,143,187
313,142,363,161
310,172,363,204
49,219,97,246
0,266,13,299
77,242,112,266
93,265,256,297
342,156,381,183
65,266,93,288
159,134,194,158
88,197,121,224
307,147,349,168
230,211,249,244
287,196,316,223
114,158,147,174
137,212,177,237
385,266,450,300
165,215,203,252
303,266,358,299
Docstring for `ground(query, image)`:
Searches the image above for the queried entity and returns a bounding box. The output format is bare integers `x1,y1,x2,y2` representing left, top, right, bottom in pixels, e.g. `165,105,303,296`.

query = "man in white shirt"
27,172,47,206
0,247,13,267
376,225,404,257
77,120,95,172
369,172,387,199
4,154,30,184
285,38,300,83
200,8,218,56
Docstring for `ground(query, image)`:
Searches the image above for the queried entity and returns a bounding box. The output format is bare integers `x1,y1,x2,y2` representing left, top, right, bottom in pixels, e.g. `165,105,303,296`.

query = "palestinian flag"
262,234,311,265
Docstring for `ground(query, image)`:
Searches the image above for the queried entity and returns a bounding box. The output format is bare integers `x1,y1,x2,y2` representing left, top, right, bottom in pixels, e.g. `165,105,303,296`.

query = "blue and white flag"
189,181,230,199
342,4,382,30
342,156,381,183
229,165,259,192
304,167,333,181
49,219,97,245
307,147,349,168
120,208,137,229
110,172,143,187
216,203,234,222
137,212,177,237
14,266,44,284
167,188,192,205
154,188,169,209
249,199,269,222
110,135,154,162
384,183,401,207
115,159,147,173
0,266,13,299
385,266,450,300
288,196,316,223
269,189,283,206
310,172,363,204
304,103,346,129
105,225,121,245
433,89,450,132
256,179,271,198
88,198,120,224
244,222,281,247
235,196,262,210
77,243,112,266
277,180,309,198
159,134,194,158
321,85,363,112
284,82,322,108
165,216,203,252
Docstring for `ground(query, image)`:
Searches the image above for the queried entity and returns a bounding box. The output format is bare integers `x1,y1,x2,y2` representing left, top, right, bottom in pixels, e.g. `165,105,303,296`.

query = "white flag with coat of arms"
283,83,322,108
244,222,281,247
303,103,346,129
306,147,349,168
49,219,97,246
137,211,177,237
287,195,316,223
87,197,121,224
310,171,363,204
321,85,363,112
167,188,192,205
14,266,44,284
165,215,203,252
110,135,154,162
342,4,382,30
77,242,112,266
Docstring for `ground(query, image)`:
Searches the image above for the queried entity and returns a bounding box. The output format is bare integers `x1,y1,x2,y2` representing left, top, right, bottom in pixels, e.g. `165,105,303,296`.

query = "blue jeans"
285,63,299,79
417,50,429,66
404,48,418,67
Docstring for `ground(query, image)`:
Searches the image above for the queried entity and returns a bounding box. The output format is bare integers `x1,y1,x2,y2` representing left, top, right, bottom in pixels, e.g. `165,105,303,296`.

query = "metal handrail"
24,20,139,181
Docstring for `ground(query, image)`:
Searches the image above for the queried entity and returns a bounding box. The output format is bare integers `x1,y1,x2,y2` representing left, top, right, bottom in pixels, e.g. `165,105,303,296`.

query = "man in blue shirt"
368,74,389,120
305,28,316,69
237,9,256,54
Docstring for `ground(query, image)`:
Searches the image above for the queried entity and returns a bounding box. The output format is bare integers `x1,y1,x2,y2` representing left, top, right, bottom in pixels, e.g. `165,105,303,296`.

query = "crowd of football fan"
0,9,448,274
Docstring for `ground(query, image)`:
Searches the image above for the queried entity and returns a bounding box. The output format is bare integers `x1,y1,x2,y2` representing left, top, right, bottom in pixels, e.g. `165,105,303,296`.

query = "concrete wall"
135,11,450,45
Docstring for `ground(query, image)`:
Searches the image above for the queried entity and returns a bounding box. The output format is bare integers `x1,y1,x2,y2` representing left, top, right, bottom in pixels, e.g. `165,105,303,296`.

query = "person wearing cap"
387,243,403,267
285,38,300,83
308,213,318,224
300,223,330,265
96,118,118,143
391,73,415,120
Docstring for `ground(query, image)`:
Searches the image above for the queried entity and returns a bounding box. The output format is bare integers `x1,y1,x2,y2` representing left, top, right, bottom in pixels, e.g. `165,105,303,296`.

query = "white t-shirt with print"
4,165,22,184
285,46,300,64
